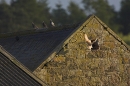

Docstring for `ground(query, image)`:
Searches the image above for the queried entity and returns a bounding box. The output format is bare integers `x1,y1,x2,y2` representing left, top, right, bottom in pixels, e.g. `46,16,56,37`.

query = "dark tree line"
0,0,130,36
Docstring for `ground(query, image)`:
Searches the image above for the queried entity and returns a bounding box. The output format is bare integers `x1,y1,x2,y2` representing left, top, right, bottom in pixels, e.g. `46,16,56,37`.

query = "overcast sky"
48,0,121,11
5,0,121,11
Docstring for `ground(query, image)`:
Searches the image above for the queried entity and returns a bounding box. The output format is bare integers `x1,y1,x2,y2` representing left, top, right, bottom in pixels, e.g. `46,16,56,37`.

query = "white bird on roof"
42,21,48,28
50,19,55,27
32,22,39,29
84,34,99,50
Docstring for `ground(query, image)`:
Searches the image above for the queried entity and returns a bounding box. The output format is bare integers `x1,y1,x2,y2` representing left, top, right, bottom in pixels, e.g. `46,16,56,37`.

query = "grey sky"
48,0,121,11
5,0,121,11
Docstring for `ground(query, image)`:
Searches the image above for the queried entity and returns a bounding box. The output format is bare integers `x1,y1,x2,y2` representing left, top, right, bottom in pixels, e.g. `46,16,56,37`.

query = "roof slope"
0,46,47,86
0,24,79,71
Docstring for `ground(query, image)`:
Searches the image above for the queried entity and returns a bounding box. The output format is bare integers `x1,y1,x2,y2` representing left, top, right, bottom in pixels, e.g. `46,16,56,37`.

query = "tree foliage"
0,1,12,32
119,0,130,35
0,0,50,32
67,1,87,23
82,0,120,32
51,3,69,25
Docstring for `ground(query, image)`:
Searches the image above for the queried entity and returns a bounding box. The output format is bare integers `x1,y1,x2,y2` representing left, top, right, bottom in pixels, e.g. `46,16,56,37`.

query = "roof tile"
0,25,78,71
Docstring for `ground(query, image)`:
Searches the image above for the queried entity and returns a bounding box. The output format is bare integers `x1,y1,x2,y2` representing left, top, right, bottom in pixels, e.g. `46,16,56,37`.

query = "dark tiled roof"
0,25,78,71
0,46,47,86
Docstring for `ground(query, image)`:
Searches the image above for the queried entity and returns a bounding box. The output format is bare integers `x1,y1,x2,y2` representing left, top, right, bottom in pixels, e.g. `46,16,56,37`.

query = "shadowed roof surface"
0,25,78,71
0,53,43,86
0,46,47,86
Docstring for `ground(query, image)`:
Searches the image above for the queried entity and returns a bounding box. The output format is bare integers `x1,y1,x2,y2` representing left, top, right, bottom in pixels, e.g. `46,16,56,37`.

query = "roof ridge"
0,23,80,38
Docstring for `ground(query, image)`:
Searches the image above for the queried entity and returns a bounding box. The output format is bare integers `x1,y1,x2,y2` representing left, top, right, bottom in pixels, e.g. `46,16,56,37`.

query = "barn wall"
34,18,130,86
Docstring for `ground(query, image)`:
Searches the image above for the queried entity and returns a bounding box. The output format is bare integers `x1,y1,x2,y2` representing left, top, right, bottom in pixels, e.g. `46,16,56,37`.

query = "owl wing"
84,34,91,45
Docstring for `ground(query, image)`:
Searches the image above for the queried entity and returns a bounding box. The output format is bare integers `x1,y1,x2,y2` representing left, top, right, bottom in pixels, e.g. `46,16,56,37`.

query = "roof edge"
0,45,48,86
94,16,130,51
